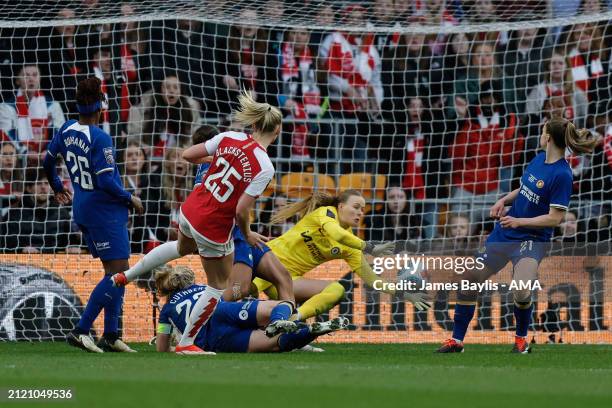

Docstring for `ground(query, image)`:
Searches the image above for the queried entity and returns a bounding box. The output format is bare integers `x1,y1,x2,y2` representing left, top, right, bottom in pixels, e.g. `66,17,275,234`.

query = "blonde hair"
234,89,282,134
154,266,195,296
271,189,362,224
545,117,598,155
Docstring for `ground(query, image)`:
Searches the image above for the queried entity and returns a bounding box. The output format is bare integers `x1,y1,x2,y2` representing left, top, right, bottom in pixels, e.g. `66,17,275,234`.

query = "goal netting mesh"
1,0,611,344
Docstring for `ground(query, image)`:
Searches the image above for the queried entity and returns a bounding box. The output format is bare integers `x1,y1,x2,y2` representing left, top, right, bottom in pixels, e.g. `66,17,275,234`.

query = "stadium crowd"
0,0,611,254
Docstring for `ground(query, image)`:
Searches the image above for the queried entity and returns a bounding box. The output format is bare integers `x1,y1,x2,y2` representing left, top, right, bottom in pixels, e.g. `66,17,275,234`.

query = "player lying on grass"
437,117,597,354
251,189,432,321
154,266,348,353
43,77,144,353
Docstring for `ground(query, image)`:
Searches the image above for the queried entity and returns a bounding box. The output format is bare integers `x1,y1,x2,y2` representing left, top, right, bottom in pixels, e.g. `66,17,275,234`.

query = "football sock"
514,301,534,338
269,302,293,323
451,303,476,342
75,275,113,335
124,241,180,281
103,284,125,340
278,323,315,352
178,285,224,347
297,282,345,320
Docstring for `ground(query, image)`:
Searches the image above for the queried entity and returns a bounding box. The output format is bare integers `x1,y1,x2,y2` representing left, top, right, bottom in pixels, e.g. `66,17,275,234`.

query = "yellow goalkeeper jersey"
267,206,363,277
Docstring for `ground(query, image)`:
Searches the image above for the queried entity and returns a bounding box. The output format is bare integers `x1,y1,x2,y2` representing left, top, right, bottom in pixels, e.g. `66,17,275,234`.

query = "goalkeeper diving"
251,189,431,320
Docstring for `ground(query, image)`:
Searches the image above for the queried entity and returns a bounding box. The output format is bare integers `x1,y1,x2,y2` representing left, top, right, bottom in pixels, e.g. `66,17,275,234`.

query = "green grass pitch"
1,342,611,408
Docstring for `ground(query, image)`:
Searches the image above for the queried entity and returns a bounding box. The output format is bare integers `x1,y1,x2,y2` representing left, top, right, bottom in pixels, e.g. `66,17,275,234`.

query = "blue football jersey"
193,162,210,188
503,152,573,241
158,284,209,344
46,119,128,226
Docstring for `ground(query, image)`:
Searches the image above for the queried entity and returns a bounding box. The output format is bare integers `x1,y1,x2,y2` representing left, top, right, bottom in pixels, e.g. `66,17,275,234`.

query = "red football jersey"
181,131,274,243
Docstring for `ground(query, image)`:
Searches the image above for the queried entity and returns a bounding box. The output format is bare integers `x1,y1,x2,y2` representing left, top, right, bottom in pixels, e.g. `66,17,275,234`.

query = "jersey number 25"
204,157,243,203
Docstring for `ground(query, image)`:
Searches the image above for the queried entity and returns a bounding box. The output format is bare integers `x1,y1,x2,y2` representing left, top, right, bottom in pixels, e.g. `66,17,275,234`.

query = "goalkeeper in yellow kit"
251,189,431,321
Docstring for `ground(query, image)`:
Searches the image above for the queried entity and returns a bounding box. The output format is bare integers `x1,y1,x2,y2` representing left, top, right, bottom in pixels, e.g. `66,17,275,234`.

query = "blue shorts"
478,226,549,274
201,300,260,353
251,243,271,273
78,222,130,261
233,228,253,269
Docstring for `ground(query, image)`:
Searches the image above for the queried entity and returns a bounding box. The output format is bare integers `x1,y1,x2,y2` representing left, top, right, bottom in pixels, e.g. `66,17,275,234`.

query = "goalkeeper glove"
363,241,395,257
402,292,432,311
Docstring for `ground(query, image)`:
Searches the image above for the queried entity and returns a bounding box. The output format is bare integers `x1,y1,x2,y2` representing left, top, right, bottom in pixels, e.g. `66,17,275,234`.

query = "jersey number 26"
204,157,242,202
66,151,93,190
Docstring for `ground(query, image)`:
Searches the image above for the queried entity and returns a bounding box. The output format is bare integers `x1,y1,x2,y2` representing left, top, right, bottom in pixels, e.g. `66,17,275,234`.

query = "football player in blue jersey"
154,265,347,354
437,117,598,354
43,77,144,353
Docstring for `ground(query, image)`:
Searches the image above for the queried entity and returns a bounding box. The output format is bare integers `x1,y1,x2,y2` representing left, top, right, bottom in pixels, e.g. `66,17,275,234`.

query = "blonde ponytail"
270,189,363,224
235,89,282,134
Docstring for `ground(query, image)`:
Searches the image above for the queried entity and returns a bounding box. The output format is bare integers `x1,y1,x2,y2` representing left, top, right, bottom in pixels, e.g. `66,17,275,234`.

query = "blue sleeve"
549,170,573,211
92,131,116,176
97,170,131,206
43,135,64,193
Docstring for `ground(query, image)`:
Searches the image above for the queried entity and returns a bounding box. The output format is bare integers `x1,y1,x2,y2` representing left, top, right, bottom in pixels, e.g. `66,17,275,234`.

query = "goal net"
0,0,611,344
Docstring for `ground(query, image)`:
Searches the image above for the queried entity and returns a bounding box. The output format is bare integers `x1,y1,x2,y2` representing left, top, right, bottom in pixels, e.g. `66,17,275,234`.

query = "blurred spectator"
0,142,22,216
91,44,122,141
563,23,605,124
143,147,192,244
155,19,215,109
445,213,471,240
451,42,511,120
215,8,280,114
1,170,80,254
262,0,286,51
122,141,149,253
127,74,200,163
38,8,87,116
385,25,441,114
525,50,589,158
465,0,498,23
526,50,589,127
554,209,583,242
310,2,336,52
114,12,160,121
258,194,295,238
364,186,422,242
319,5,383,172
502,28,549,115
0,65,66,165
278,28,326,164
442,32,471,108
449,81,522,222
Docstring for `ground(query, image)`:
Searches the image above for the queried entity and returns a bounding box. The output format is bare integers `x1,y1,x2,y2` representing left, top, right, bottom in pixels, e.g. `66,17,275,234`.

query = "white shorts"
178,209,234,258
